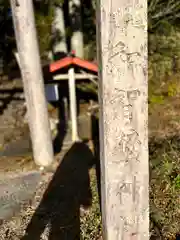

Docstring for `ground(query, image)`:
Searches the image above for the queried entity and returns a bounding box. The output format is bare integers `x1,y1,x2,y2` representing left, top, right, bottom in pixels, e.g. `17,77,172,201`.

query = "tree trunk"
52,2,67,60
69,0,84,58
10,0,54,167
97,0,149,239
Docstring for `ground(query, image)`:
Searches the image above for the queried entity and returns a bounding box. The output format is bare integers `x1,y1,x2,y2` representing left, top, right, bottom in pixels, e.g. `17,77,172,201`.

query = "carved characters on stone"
103,3,147,80
107,175,141,237
118,129,141,162
109,88,141,164
110,88,140,125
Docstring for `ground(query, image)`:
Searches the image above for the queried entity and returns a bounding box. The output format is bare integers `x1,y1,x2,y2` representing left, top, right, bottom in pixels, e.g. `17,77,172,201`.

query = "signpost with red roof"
48,51,98,142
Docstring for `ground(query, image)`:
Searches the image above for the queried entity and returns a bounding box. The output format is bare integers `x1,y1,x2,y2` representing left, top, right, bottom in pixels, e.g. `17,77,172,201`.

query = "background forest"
0,0,180,239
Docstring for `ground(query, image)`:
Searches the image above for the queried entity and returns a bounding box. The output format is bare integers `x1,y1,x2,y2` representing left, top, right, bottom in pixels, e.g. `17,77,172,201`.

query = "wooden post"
10,0,54,167
63,97,69,122
97,0,148,239
68,67,79,142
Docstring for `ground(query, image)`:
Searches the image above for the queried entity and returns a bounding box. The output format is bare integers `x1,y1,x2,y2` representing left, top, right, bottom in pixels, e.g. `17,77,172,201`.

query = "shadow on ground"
21,142,94,240
91,113,101,211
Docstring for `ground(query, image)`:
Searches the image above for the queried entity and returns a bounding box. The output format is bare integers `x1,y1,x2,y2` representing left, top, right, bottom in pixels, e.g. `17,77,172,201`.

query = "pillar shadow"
53,84,68,154
90,113,101,212
21,142,94,240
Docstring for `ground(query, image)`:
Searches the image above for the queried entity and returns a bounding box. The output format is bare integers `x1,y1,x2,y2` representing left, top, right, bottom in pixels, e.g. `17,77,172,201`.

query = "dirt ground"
0,142,102,240
0,78,180,239
0,78,101,239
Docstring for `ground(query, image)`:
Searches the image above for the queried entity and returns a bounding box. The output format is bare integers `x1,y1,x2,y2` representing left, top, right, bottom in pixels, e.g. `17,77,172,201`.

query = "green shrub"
173,175,180,190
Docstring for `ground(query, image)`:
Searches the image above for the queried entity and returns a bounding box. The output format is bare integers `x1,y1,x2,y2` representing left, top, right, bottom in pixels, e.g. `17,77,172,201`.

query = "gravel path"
0,171,54,240
0,141,97,240
0,79,99,240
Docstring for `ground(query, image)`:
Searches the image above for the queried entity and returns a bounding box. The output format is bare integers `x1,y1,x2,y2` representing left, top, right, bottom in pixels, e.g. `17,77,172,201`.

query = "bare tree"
148,0,180,30
69,0,84,58
52,2,67,59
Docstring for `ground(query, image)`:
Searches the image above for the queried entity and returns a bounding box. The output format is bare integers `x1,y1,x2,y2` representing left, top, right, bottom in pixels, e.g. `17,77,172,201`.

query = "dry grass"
149,96,180,140
149,88,180,239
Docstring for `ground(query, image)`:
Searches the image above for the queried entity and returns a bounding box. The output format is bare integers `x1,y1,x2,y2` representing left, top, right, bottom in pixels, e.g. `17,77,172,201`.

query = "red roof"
50,56,98,73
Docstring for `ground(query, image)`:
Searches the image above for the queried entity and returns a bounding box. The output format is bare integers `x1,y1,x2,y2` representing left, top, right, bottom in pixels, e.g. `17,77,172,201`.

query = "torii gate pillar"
97,0,149,239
